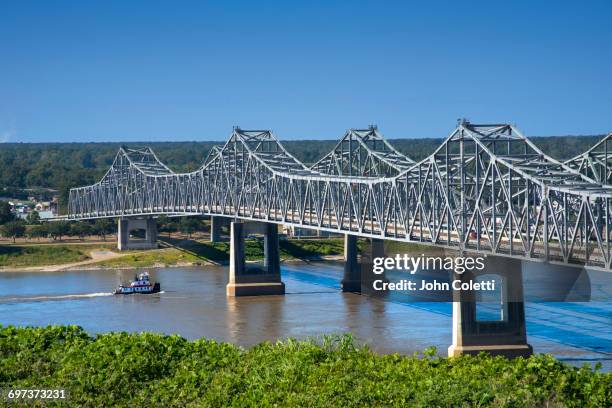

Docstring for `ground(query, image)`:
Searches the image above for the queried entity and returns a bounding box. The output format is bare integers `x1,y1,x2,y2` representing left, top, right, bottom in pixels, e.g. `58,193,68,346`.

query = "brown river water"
0,262,610,370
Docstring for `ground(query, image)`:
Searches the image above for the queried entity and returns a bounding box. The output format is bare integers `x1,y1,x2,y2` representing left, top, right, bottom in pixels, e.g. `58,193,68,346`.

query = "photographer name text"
373,278,496,292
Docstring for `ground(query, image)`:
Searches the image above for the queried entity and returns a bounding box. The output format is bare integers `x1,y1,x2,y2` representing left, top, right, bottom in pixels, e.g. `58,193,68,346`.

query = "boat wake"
0,292,114,303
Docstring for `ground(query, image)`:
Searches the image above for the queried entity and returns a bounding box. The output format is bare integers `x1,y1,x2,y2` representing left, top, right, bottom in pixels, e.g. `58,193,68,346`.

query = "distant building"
8,201,32,220
9,201,29,213
38,210,55,220
35,202,51,211
34,199,58,215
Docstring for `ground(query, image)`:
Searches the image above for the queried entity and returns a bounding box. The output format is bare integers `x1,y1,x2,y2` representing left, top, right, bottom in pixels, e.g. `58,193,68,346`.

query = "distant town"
5,193,59,221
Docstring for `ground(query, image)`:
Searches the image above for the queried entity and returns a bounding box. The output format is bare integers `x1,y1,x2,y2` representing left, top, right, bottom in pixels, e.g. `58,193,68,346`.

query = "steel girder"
202,145,223,167
565,133,612,185
68,122,612,270
118,146,174,176
311,125,415,176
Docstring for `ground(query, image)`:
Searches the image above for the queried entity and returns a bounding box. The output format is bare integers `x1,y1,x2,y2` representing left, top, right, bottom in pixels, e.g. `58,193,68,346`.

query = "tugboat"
114,272,161,295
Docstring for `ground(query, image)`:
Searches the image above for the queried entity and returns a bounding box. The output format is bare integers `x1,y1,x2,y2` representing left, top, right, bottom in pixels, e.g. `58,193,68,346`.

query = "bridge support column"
371,239,384,260
117,217,158,251
210,216,224,243
361,238,387,294
263,223,281,274
118,219,128,250
342,237,388,294
226,221,285,297
341,235,360,292
448,256,532,358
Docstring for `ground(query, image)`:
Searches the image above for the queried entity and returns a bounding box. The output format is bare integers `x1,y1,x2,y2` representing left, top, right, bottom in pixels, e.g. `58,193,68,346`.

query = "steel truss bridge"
565,132,612,185
68,122,612,270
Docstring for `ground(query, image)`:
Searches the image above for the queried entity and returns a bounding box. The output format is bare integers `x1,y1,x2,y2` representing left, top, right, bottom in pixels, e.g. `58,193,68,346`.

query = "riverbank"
0,243,117,271
0,237,363,272
0,237,442,272
1,325,609,407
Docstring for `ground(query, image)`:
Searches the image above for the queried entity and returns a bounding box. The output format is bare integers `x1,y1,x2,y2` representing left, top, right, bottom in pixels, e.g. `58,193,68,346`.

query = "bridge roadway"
63,121,612,358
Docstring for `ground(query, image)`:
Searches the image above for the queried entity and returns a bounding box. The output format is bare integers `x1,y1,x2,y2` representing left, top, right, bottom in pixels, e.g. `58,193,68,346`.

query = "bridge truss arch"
68,122,612,270
311,125,415,177
565,132,612,185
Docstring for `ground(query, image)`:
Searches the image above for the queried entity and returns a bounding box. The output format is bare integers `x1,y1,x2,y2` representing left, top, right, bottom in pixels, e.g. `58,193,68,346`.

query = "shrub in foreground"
0,326,609,407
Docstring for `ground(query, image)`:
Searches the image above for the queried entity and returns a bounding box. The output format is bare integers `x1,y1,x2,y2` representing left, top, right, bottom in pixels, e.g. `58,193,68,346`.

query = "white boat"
114,272,161,295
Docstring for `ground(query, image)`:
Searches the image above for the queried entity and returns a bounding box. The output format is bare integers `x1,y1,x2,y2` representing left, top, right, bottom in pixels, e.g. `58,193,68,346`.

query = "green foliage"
0,201,14,225
69,222,92,240
0,326,609,407
27,224,49,240
157,215,179,237
47,221,70,241
0,220,26,243
280,237,351,258
92,219,114,241
26,210,41,225
179,217,203,238
245,237,349,261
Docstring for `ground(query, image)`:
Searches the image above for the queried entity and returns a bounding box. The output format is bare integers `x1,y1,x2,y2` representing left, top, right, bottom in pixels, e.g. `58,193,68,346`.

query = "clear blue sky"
1,0,611,142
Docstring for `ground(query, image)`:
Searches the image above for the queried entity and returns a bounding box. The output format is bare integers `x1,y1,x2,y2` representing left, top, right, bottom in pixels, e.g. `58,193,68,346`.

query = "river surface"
0,262,610,370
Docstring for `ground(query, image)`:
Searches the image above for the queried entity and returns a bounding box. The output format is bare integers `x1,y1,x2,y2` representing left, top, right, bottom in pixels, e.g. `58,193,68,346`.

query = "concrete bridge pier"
342,237,387,293
226,221,285,297
370,239,385,262
361,238,387,295
341,235,360,292
210,216,228,243
448,256,532,358
117,217,158,251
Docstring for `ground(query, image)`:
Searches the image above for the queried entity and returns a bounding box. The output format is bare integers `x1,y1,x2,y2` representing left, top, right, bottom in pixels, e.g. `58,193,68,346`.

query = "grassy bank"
0,238,443,270
91,238,358,268
0,244,113,268
0,326,609,407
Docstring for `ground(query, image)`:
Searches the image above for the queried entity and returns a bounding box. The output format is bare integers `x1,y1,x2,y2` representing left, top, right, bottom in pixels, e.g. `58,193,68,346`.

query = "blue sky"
0,0,611,142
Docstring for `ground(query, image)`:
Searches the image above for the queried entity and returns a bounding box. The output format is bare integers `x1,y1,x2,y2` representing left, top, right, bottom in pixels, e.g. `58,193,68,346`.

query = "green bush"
0,326,609,407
